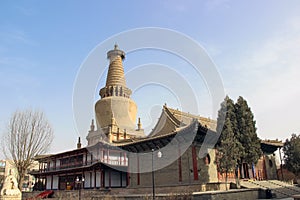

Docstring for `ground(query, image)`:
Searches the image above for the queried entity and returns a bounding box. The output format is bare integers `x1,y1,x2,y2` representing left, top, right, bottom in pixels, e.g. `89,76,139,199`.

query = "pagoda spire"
77,137,82,149
99,44,132,98
105,44,126,87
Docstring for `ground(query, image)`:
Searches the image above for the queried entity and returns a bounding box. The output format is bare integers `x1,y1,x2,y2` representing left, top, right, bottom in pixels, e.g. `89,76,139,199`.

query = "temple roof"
148,105,217,137
115,119,200,147
166,107,217,131
261,139,283,147
261,139,283,154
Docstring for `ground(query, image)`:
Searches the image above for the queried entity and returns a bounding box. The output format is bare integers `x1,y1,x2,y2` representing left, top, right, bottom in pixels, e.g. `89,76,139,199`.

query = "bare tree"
2,109,54,190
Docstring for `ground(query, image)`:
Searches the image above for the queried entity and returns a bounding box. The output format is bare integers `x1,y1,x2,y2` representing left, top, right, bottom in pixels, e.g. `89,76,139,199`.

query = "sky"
0,0,300,155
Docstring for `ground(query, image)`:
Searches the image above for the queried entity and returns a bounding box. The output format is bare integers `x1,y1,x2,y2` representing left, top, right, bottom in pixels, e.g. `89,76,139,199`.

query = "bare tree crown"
2,109,54,190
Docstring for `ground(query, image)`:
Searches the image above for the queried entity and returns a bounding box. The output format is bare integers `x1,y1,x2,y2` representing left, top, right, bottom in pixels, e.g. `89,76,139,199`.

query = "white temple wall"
49,161,54,169
46,175,51,189
122,172,126,186
96,171,101,187
104,171,109,187
111,171,120,187
53,175,59,189
90,172,95,188
56,160,60,168
87,153,91,163
84,172,90,188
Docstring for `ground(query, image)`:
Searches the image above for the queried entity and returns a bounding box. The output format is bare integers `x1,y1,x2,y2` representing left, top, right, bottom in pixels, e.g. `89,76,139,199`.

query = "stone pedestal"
0,174,21,200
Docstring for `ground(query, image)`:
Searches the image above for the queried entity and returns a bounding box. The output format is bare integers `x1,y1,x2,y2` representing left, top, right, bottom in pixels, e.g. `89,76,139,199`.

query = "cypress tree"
235,96,262,166
216,96,242,189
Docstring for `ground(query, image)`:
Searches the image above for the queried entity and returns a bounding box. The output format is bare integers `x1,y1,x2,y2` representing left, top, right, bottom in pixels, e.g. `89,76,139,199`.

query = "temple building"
30,45,283,192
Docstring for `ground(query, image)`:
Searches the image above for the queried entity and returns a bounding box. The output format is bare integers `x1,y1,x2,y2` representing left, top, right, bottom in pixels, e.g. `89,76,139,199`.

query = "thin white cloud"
15,5,35,16
161,0,190,13
0,30,37,46
0,56,37,71
204,0,231,11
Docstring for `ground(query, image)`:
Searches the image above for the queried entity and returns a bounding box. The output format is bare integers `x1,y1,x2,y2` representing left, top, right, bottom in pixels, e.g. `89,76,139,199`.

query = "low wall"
22,183,224,199
192,188,266,200
23,188,265,200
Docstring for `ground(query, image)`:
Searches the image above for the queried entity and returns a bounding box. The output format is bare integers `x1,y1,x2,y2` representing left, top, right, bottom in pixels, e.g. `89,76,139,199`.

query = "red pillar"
51,175,53,190
178,144,182,182
82,172,85,189
90,172,92,188
85,152,88,165
109,170,111,188
45,177,47,190
94,170,96,189
124,152,127,166
192,145,199,180
101,170,104,188
127,154,130,186
263,155,268,180
137,154,140,185
107,150,110,164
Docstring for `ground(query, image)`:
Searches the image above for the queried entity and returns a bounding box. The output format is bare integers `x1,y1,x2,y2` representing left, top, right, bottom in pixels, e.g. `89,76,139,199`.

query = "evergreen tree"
283,134,300,177
216,96,242,189
235,96,262,166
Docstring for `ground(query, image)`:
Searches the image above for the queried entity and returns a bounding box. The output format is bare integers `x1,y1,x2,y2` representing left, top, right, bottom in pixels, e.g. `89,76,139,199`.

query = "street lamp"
75,176,85,200
152,148,162,200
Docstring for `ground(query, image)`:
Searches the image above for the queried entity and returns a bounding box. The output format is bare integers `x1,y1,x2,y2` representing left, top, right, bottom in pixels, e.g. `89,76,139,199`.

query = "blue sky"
1,0,300,154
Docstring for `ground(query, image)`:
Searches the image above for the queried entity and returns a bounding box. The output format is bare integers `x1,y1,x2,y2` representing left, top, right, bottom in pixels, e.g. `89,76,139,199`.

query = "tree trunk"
225,171,228,190
17,167,26,191
235,165,240,189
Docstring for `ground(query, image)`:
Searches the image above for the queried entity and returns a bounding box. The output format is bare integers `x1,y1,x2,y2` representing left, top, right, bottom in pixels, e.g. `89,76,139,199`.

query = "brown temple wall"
128,145,219,189
264,154,278,180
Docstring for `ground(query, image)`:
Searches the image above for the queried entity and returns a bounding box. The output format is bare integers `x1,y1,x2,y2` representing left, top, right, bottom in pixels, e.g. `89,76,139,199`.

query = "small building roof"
261,139,283,154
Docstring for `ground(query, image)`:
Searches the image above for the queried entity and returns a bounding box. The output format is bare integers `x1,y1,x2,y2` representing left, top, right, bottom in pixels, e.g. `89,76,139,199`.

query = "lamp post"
152,148,162,200
75,176,85,200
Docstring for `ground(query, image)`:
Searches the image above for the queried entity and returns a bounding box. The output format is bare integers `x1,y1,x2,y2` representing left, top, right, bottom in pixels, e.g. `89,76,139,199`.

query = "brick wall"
128,145,219,188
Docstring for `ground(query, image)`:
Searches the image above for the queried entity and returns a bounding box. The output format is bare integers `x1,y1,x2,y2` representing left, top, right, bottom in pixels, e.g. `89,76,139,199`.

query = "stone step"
240,180,300,199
